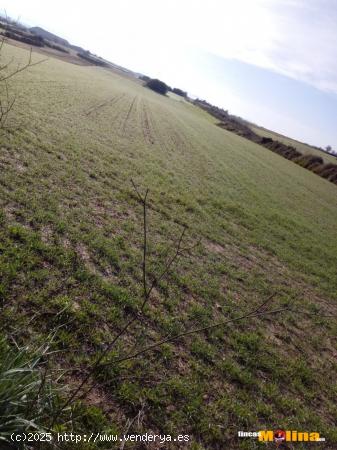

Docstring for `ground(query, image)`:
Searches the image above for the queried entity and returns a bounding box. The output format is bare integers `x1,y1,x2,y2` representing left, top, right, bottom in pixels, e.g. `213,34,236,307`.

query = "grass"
0,334,56,445
1,42,337,448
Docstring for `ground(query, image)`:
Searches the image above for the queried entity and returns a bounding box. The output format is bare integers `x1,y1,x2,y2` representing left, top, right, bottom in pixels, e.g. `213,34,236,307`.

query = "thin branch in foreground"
101,303,337,368
131,178,149,305
100,293,282,367
50,181,190,425
0,47,47,83
0,44,47,130
51,182,324,428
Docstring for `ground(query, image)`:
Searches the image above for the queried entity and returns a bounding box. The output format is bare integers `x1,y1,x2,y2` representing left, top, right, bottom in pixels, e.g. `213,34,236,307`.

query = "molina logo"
273,430,286,446
258,430,325,443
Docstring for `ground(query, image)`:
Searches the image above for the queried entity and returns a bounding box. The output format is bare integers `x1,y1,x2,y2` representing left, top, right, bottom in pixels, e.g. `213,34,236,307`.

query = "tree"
139,75,150,82
145,78,169,95
173,87,187,97
326,145,332,153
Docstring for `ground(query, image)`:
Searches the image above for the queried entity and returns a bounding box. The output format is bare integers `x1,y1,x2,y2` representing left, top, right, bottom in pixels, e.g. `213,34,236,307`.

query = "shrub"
314,162,337,176
139,75,150,82
45,41,69,53
320,165,337,180
77,52,107,67
329,173,337,184
172,87,187,97
261,137,273,145
145,78,169,95
283,148,299,160
294,155,324,170
4,30,44,47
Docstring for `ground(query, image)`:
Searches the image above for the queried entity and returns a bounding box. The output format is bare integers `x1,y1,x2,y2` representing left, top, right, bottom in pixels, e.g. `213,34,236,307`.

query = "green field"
250,124,337,164
1,43,337,449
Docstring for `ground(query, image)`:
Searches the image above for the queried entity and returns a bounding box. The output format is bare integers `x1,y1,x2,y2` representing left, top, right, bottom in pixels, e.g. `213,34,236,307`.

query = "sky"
2,0,337,149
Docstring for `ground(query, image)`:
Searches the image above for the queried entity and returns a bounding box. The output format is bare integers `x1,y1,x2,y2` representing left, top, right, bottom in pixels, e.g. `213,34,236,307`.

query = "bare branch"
100,293,281,367
130,178,144,203
0,42,46,130
51,182,193,423
0,47,47,83
52,181,324,429
145,225,186,301
50,181,152,424
0,56,14,72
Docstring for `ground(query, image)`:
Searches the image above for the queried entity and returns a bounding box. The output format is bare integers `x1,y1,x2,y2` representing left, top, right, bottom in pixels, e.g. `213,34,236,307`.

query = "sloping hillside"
1,44,337,449
30,26,70,47
250,124,336,164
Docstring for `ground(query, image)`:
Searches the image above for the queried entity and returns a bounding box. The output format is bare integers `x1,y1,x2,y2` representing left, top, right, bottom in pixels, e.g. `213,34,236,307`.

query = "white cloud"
186,0,337,95
2,0,337,94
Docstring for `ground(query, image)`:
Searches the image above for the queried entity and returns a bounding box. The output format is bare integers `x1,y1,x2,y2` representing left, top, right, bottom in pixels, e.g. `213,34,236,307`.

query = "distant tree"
173,87,187,97
139,75,150,82
145,78,169,95
77,52,107,67
326,145,332,153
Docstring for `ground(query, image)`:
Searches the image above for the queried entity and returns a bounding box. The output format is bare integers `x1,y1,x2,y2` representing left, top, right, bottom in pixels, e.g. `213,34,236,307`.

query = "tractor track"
140,101,155,145
85,93,125,116
121,95,138,133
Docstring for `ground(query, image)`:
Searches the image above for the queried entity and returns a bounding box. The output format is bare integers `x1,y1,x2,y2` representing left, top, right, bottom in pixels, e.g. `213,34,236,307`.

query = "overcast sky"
2,0,337,149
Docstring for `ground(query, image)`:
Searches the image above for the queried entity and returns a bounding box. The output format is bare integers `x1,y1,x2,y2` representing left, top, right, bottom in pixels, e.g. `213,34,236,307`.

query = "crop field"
250,124,336,164
1,43,337,449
